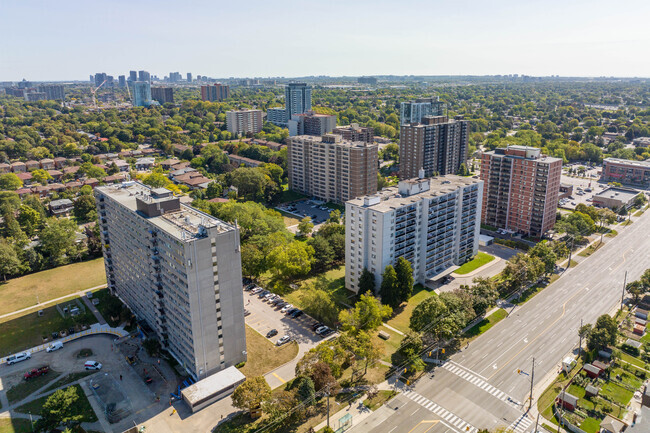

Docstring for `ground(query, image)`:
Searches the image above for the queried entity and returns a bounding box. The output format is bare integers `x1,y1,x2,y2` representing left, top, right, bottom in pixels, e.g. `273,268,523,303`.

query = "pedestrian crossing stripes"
442,361,521,409
402,390,479,433
508,412,533,433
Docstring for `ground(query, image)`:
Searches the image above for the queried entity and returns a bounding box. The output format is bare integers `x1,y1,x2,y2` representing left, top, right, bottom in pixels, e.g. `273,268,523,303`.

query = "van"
46,341,63,353
84,361,102,370
6,352,31,365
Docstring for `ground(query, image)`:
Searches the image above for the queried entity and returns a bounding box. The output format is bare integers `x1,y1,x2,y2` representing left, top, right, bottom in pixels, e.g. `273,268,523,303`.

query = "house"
173,144,191,155
104,174,126,183
33,185,52,197
598,347,613,360
53,157,67,169
49,199,74,216
208,197,229,203
16,172,33,185
83,178,99,188
15,187,33,197
634,324,645,335
635,308,648,320
111,160,130,172
625,339,642,350
11,161,26,173
135,157,155,171
160,158,181,170
584,385,599,398
556,391,578,411
65,181,82,190
228,153,263,167
0,163,10,173
63,166,80,176
40,158,55,170
47,170,63,182
25,160,40,171
584,363,602,378
171,161,191,171
170,167,197,179
592,360,608,371
599,415,627,433
49,183,66,193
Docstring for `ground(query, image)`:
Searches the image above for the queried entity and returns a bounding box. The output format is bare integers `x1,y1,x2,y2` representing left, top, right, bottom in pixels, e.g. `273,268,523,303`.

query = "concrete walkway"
82,295,107,325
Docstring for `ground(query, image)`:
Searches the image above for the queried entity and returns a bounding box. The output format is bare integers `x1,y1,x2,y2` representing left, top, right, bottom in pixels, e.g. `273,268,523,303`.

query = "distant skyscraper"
169,72,182,83
133,81,152,107
399,115,469,179
94,73,107,87
129,71,137,82
24,92,47,102
118,75,126,87
333,124,374,143
358,76,377,85
200,84,230,102
400,97,445,125
187,73,192,82
90,75,94,83
285,83,311,119
151,87,174,104
138,70,150,83
37,85,65,100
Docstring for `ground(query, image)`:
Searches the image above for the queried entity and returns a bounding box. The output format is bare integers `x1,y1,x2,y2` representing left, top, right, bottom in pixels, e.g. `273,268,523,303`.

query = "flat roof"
96,182,235,241
594,187,639,202
181,366,245,404
348,175,481,213
604,158,650,168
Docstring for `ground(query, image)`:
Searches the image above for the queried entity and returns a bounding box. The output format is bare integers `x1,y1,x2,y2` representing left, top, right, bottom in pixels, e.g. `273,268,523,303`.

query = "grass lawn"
15,384,97,423
363,390,397,410
6,370,62,404
621,219,633,226
580,417,601,433
618,352,647,369
42,371,97,393
600,382,633,407
276,209,301,228
277,189,308,204
286,266,353,311
578,243,602,257
0,302,97,358
377,326,405,363
463,309,507,340
0,419,33,433
0,258,106,317
385,285,433,335
454,252,495,275
606,229,618,238
237,325,298,378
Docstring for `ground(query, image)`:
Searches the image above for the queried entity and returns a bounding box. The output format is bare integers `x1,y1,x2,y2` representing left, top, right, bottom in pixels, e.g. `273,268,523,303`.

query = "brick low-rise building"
601,158,650,187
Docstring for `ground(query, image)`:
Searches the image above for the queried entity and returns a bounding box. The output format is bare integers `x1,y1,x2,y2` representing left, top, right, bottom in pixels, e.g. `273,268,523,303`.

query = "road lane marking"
442,362,522,408
271,372,286,383
402,391,478,433
406,420,438,433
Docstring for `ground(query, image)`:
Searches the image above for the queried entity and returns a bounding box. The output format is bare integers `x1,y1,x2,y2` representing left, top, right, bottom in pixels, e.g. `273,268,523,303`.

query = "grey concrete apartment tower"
399,115,469,179
345,175,482,293
95,182,246,380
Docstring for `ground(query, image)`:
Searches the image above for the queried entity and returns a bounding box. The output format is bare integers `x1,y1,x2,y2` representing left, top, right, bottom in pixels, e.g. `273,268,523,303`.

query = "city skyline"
2,0,650,81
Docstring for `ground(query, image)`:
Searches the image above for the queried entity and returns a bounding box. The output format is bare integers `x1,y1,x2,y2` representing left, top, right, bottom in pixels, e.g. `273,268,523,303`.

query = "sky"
2,0,650,81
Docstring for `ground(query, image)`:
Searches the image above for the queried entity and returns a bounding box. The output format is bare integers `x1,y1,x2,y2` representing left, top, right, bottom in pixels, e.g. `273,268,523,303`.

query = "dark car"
68,327,75,335
258,290,270,298
243,277,252,285
244,309,251,317
321,328,335,337
271,297,284,305
266,329,278,338
244,283,256,291
291,310,303,319
144,376,153,385
275,302,287,309
286,308,298,316
312,322,323,331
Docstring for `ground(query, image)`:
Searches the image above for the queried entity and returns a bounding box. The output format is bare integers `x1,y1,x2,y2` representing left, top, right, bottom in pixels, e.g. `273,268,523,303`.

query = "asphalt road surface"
358,211,650,433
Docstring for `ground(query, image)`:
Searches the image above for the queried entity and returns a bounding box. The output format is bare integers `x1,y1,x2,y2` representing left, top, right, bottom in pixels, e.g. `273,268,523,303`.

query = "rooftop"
291,134,376,149
594,186,640,202
181,366,245,404
604,157,650,168
96,182,235,241
348,175,481,213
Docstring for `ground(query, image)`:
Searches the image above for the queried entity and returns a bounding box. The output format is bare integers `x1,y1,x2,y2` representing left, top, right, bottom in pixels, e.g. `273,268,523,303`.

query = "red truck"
24,366,49,380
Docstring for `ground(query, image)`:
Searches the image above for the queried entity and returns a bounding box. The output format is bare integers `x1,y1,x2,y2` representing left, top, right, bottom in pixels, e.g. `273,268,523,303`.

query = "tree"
398,331,426,371
228,167,271,202
295,376,316,406
409,295,455,340
31,168,52,185
73,195,97,222
300,286,339,324
502,253,544,296
469,276,499,316
338,330,383,379
0,173,22,191
308,362,338,391
308,236,335,273
382,142,399,161
17,204,42,236
641,269,650,290
34,386,84,432
528,241,558,276
596,208,617,231
379,265,400,309
339,292,392,333
358,268,376,294
586,315,618,352
456,163,469,176
267,240,314,280
298,216,314,236
328,209,341,224
142,171,170,188
240,243,266,278
394,257,414,305
205,181,223,199
38,218,78,266
231,376,271,415
626,280,645,304
0,241,23,281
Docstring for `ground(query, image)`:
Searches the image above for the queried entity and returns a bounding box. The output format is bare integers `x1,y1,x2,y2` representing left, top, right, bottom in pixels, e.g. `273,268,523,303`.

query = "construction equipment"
91,79,107,108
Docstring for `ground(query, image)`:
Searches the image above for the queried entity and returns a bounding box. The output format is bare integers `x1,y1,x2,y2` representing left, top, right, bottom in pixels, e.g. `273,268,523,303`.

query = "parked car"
320,328,335,337
276,336,290,346
281,304,294,313
84,361,102,370
24,366,49,380
312,323,324,331
285,308,299,316
271,297,284,305
6,352,31,365
244,309,251,317
291,310,303,319
258,290,270,298
46,341,63,352
315,326,329,334
275,301,287,309
251,287,262,294
244,283,256,291
266,329,278,338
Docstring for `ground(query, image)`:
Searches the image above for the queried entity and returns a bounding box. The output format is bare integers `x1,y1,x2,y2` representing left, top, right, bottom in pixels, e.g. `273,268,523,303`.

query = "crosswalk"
402,390,479,433
507,412,534,433
442,361,521,409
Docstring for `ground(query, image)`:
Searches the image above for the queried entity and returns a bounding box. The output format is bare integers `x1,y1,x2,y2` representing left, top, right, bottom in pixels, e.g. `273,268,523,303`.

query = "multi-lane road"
354,211,650,433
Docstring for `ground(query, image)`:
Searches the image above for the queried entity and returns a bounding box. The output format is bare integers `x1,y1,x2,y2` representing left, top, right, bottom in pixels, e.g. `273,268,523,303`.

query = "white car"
276,336,290,346
280,304,294,313
6,352,31,365
84,360,102,370
46,341,64,352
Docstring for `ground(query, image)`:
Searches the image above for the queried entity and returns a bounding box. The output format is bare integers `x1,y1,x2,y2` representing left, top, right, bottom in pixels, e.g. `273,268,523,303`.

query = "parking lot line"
272,372,286,384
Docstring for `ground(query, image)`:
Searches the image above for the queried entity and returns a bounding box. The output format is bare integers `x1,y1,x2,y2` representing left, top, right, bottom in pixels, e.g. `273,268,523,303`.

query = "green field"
237,325,298,379
385,285,434,334
0,419,33,433
6,370,62,404
0,258,106,317
464,309,507,339
454,252,495,275
15,384,98,423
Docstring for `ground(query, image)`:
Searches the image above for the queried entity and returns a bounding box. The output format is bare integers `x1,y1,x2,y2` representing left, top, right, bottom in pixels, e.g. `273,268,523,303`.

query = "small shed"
635,308,649,320
634,324,645,336
625,338,642,349
592,360,608,371
643,385,650,407
562,357,577,374
635,317,647,326
181,366,246,413
557,391,579,411
479,234,494,246
600,415,627,433
599,348,613,359
584,385,599,398
584,363,602,379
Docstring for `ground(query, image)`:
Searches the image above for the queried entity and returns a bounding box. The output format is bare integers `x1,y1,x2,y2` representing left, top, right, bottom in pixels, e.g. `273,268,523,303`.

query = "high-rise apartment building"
24,92,46,102
333,124,374,143
201,83,230,102
138,70,151,83
94,72,107,87
187,73,192,82
95,183,247,380
129,71,137,82
285,83,312,119
480,146,562,237
37,85,65,100
132,81,152,107
118,75,126,88
399,115,469,179
267,107,288,126
288,134,378,203
288,112,336,136
345,175,482,293
169,72,182,82
400,97,445,125
151,87,174,104
226,110,263,135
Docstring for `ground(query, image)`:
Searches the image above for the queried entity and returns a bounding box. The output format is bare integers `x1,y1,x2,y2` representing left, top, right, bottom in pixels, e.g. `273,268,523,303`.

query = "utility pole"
578,319,583,359
325,385,331,429
621,271,628,311
534,412,540,433
529,357,535,411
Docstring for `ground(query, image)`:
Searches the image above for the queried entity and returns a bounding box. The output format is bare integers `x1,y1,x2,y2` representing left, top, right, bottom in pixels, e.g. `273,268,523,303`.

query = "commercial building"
333,124,374,143
400,97,444,125
399,115,469,179
288,112,336,136
288,134,378,203
169,72,182,83
95,182,247,380
37,84,65,100
151,87,174,104
345,175,483,293
480,146,562,237
132,81,152,107
601,158,650,187
592,186,641,210
226,110,263,135
201,83,230,102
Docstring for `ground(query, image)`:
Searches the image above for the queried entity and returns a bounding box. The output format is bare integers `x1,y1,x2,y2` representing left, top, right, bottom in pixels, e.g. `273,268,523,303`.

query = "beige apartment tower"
288,134,378,203
226,110,263,135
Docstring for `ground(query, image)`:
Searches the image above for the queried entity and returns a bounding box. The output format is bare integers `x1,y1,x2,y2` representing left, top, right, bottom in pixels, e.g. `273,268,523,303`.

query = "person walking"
120,374,123,380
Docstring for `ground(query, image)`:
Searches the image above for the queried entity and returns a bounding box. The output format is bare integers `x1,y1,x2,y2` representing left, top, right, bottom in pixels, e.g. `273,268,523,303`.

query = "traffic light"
407,380,410,385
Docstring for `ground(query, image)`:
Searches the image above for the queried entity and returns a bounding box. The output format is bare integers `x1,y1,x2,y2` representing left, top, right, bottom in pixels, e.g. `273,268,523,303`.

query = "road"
355,210,650,433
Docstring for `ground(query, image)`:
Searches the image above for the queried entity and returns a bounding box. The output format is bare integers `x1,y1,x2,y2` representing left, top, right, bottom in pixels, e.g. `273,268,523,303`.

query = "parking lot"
276,199,342,225
560,170,607,210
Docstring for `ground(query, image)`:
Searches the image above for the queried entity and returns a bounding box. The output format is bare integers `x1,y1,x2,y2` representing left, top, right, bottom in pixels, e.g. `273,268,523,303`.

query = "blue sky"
2,0,649,81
